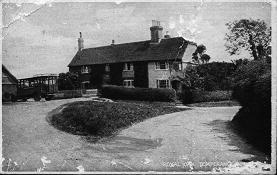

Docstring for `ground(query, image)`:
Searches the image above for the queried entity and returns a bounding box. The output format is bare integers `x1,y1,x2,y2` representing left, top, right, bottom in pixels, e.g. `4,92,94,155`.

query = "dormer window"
155,61,169,70
81,66,89,74
123,63,133,71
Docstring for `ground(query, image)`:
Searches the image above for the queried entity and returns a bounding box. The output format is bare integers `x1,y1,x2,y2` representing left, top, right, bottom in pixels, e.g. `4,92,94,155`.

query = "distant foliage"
58,72,81,90
182,62,236,91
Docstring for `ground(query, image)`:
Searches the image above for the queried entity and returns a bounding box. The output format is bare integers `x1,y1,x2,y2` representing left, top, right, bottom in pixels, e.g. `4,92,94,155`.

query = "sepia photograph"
1,0,276,173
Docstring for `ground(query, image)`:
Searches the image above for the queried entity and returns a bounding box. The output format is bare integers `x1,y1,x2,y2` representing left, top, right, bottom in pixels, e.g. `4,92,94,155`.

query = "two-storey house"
68,20,197,92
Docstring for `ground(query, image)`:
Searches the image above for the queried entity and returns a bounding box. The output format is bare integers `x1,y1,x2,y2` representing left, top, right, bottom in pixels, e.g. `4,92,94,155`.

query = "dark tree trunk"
248,34,258,60
257,44,265,59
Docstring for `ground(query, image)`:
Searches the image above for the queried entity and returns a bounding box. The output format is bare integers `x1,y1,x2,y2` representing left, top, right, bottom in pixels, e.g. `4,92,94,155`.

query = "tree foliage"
192,44,211,64
182,62,236,91
58,72,81,90
225,19,271,60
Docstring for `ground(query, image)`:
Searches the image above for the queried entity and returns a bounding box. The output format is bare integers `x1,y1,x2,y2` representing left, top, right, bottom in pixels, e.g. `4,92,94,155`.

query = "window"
123,63,133,71
105,64,110,72
178,63,182,71
123,79,134,88
155,61,169,70
156,79,170,88
81,66,89,73
173,62,182,71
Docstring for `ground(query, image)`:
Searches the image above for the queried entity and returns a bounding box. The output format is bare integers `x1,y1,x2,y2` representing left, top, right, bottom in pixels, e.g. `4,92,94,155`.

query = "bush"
100,85,176,102
179,90,232,104
231,59,271,154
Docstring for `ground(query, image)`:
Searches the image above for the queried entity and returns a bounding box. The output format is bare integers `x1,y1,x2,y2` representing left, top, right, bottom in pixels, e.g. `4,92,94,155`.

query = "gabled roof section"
68,37,196,67
2,65,18,84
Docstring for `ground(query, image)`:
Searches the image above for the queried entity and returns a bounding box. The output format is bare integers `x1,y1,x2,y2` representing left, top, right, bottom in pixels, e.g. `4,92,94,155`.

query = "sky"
2,0,271,79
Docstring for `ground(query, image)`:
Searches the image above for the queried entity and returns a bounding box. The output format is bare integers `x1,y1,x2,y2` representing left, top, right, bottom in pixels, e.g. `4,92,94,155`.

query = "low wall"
52,90,82,99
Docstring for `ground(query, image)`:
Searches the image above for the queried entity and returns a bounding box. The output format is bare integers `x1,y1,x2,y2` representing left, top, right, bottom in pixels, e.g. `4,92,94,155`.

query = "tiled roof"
68,37,196,67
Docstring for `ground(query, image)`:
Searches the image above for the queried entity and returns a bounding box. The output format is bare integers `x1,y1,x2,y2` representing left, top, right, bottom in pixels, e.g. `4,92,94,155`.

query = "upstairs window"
81,66,89,74
123,79,134,88
156,79,170,88
173,62,182,71
105,64,110,72
123,63,134,71
155,61,169,70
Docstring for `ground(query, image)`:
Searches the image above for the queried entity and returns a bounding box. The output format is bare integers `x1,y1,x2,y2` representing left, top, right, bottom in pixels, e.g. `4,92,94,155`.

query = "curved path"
2,99,269,172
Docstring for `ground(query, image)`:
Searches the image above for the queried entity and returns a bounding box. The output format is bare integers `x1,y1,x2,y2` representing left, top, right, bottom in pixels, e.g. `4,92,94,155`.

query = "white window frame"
81,66,89,74
123,63,134,71
156,79,170,88
155,61,169,70
123,79,134,88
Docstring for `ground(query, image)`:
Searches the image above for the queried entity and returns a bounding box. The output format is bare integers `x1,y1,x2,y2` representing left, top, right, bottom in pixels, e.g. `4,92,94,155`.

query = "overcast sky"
2,1,271,78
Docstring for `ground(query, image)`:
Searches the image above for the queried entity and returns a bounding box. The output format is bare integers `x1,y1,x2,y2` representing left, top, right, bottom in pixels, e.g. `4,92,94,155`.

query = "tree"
225,19,271,60
200,54,211,64
58,72,81,90
192,44,211,64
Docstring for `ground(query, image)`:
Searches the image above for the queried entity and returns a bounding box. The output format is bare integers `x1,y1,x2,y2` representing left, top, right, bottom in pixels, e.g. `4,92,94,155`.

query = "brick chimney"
150,20,163,43
78,32,84,51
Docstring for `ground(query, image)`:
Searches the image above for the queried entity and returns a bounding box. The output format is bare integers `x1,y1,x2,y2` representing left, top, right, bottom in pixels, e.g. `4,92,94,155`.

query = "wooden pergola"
18,74,58,94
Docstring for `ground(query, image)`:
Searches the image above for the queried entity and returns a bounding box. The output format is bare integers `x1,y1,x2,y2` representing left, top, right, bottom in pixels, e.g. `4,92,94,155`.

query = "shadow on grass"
206,120,270,163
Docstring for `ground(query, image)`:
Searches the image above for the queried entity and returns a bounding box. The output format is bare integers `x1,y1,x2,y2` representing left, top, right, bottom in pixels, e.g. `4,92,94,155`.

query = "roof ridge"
82,36,188,50
68,36,196,67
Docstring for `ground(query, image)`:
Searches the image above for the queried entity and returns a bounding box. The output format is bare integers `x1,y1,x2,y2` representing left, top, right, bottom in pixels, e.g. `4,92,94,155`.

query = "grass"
48,100,188,138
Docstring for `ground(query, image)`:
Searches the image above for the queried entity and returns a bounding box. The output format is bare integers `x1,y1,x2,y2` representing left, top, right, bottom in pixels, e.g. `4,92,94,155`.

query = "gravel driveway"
2,99,270,172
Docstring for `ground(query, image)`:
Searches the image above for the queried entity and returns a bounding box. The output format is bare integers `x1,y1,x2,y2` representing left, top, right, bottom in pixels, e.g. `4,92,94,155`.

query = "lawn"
48,100,188,138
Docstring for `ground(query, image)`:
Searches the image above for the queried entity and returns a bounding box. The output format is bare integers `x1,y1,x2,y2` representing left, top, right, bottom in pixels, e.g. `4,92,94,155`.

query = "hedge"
179,90,232,104
100,85,176,102
231,59,271,154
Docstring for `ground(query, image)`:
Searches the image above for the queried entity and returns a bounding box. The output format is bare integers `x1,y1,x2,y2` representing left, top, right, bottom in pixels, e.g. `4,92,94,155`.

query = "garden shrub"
101,85,176,102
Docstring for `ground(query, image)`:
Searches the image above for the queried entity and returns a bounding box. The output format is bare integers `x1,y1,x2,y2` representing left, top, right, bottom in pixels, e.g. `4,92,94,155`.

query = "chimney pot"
150,20,163,43
78,32,84,51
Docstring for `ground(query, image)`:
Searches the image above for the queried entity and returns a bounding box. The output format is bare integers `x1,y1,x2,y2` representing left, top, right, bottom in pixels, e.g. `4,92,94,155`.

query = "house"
68,20,197,92
2,65,18,101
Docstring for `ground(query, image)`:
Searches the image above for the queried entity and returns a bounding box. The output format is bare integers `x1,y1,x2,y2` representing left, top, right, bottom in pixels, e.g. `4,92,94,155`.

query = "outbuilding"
2,65,18,102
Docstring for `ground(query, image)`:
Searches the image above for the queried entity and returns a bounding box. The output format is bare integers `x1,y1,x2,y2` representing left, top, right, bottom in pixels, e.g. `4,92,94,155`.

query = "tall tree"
225,19,271,60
